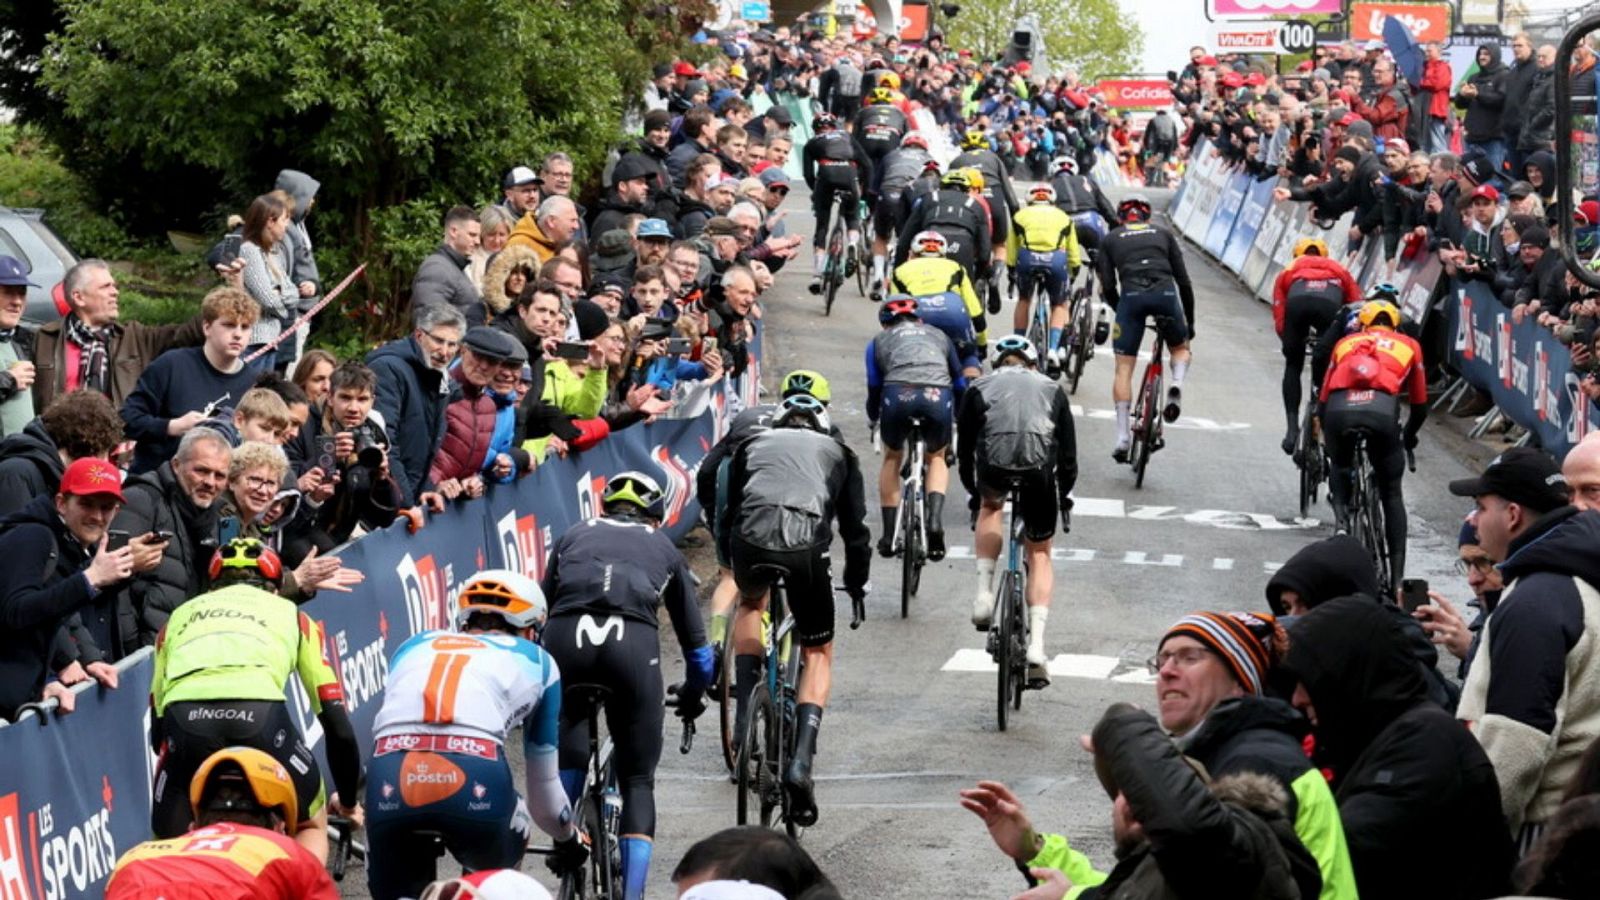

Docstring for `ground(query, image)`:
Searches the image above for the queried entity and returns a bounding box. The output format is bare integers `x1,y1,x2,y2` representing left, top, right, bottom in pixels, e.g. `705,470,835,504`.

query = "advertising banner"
1242,178,1296,298
1207,0,1341,17
1350,2,1452,44
1095,80,1174,110
898,2,929,41
1459,0,1502,28
1202,172,1251,259
1222,176,1276,274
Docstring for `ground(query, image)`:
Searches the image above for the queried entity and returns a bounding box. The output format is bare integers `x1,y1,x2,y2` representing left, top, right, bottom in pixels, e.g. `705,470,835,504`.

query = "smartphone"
105,530,130,552
221,232,243,260
701,336,719,357
315,434,338,473
218,516,241,545
151,530,175,544
666,337,693,356
552,341,590,361
1400,578,1430,614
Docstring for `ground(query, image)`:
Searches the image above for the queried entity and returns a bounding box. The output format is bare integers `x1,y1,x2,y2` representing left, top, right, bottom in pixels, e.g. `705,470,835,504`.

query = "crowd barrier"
0,327,764,897
1168,137,1600,459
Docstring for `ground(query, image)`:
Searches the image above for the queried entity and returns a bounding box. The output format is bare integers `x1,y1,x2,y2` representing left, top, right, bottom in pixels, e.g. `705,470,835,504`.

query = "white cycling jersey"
373,630,561,751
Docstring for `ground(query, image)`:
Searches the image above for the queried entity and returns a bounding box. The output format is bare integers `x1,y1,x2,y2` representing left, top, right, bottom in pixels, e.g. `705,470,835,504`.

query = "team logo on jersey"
382,782,395,799
399,752,465,807
473,783,487,800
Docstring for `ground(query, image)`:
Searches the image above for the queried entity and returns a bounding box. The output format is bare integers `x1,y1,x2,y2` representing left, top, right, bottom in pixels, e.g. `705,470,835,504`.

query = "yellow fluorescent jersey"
1008,205,1082,269
891,257,983,321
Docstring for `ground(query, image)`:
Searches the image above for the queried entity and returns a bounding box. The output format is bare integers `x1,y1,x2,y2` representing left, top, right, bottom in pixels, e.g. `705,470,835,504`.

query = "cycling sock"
813,249,826,272
976,558,996,595
558,769,584,805
1115,401,1131,445
1028,605,1050,659
926,492,945,533
872,254,886,281
1171,358,1189,388
1048,327,1063,349
621,836,653,900
790,704,823,781
708,611,728,645
881,506,897,541
846,230,860,247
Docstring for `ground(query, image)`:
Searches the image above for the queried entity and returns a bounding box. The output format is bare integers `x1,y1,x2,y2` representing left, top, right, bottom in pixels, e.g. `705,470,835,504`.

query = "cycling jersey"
957,368,1078,542
877,147,934,197
895,190,992,272
724,429,870,581
1320,329,1428,403
1271,257,1360,337
376,631,560,748
1008,205,1083,263
542,516,705,651
108,823,336,900
1099,222,1196,333
852,105,908,158
866,321,962,389
949,148,1021,220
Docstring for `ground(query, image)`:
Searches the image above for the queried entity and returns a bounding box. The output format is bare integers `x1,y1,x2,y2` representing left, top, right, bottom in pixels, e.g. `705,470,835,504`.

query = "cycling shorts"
812,166,860,249
879,385,954,451
874,190,904,241
976,465,1058,543
542,613,664,839
152,700,323,840
365,743,526,900
1323,390,1404,483
1071,212,1107,251
1280,291,1342,357
915,295,981,369
1112,286,1187,357
730,539,836,648
1016,249,1069,306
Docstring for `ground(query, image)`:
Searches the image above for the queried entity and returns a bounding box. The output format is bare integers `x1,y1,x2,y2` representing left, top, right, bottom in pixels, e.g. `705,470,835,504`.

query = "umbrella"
1383,15,1422,88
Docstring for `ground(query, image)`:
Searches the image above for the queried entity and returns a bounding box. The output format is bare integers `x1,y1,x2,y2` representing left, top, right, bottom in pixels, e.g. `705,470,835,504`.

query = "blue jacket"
366,336,454,504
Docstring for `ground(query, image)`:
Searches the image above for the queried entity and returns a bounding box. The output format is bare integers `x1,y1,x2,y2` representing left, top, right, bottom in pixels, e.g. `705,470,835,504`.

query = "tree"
945,0,1143,82
35,0,708,335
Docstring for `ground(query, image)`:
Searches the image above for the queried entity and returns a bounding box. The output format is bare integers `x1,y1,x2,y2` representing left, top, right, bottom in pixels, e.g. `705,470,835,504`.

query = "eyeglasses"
240,475,278,493
1454,556,1497,576
420,331,461,351
1145,646,1218,675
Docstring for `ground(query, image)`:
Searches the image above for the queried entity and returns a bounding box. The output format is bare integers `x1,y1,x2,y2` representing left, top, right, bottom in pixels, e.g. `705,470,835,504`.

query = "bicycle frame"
893,420,926,552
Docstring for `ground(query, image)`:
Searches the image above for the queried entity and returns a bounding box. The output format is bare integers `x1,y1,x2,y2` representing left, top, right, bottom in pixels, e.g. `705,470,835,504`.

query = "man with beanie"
1450,448,1600,853
1152,612,1358,900
1287,597,1514,899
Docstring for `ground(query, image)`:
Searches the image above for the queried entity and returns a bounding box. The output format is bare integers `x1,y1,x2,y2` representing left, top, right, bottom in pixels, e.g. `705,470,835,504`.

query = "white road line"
940,650,1122,679
940,545,1285,573
1070,404,1252,432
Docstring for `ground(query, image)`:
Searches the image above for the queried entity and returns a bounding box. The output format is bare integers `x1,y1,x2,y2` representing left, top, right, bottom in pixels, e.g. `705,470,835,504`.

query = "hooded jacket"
1271,257,1361,337
0,418,63,518
1288,597,1513,900
1502,53,1542,139
1520,66,1556,153
590,194,648,242
504,213,561,264
480,244,542,318
1458,507,1600,833
273,169,321,308
411,243,484,326
1525,149,1557,204
1455,45,1509,143
366,335,453,505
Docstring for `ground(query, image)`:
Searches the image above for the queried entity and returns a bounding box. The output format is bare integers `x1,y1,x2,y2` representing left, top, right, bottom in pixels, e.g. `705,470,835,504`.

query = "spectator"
1503,34,1540,176
0,256,36,436
273,169,322,368
0,390,123,517
705,266,756,380
427,327,529,499
500,165,543,221
714,124,750,179
644,61,673,112
1456,44,1509,176
411,205,485,325
667,106,720,189
237,192,298,371
0,458,135,719
1415,518,1504,684
291,349,336,411
1519,46,1558,166
481,245,542,323
961,702,1320,899
634,218,675,268
505,196,580,264
1450,449,1600,851
120,287,266,476
1512,794,1600,897
469,204,515,290
216,440,358,600
33,260,203,411
1350,59,1409,142
1442,184,1504,281
1494,221,1550,309
1417,42,1454,153
1424,152,1467,248
539,151,587,244
366,303,462,508
112,427,232,644
1525,148,1557,210
286,362,406,546
221,387,294,447
635,111,680,230
592,155,657,239
744,103,793,142
1511,224,1568,324
590,231,636,287
678,155,724,238
1286,596,1514,899
671,827,837,898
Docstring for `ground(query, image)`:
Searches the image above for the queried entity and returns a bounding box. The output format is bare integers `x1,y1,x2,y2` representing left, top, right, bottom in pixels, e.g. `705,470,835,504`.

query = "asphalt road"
338,183,1493,898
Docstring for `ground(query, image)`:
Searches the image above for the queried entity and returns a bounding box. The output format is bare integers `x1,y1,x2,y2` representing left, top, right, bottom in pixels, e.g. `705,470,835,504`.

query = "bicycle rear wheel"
1025,294,1048,374
900,494,920,617
823,224,844,316
735,684,779,829
1359,454,1392,597
716,624,738,775
1007,573,1027,712
1132,372,1159,489
1068,288,1094,394
854,219,871,297
993,570,1015,731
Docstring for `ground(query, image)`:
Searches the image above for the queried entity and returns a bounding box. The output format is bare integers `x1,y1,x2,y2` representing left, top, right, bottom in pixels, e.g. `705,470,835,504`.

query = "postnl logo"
399,752,465,807
397,552,451,637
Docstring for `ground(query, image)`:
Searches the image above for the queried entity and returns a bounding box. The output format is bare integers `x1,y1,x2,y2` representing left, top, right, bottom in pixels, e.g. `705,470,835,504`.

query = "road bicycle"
1293,337,1328,518
818,189,855,316
986,480,1032,732
1020,265,1055,379
854,198,874,298
890,416,930,618
1064,260,1098,395
1344,429,1414,601
1125,316,1176,489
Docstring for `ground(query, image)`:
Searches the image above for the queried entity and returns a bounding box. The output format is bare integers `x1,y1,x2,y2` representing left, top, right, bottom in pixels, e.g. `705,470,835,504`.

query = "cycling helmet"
1364,282,1400,303
771,393,831,434
881,71,902,90
1118,193,1153,224
1357,299,1401,330
421,871,555,900
992,335,1038,367
1293,237,1329,258
870,87,896,105
781,369,832,404
920,159,943,176
941,169,975,191
1052,156,1079,175
962,167,986,191
455,568,548,632
812,113,839,132
190,747,299,833
962,129,988,150
1028,184,1057,204
879,295,920,326
208,537,283,585
901,132,929,150
912,230,949,257
602,470,666,520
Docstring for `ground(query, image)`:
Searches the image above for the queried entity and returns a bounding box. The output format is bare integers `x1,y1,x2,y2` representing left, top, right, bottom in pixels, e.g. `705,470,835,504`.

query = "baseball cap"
611,154,656,184
765,105,793,126
502,166,542,189
1470,183,1501,203
1365,39,1386,51
1460,149,1494,185
704,216,741,237
461,326,527,364
59,458,125,502
673,61,702,77
1507,180,1536,199
759,168,791,189
1244,72,1266,87
1578,199,1600,226
1448,447,1571,513
0,256,37,289
636,218,673,240
1198,55,1218,67
1338,112,1361,127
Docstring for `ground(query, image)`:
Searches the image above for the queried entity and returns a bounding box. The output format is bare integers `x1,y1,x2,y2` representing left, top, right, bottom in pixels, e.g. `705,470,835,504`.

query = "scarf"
64,315,116,394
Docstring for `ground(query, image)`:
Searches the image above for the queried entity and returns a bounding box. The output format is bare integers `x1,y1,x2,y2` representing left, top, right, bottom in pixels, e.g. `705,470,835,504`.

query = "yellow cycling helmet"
962,129,988,150
1293,237,1329,258
1357,299,1401,329
870,87,896,105
190,747,300,833
960,167,985,191
781,369,832,404
880,71,902,90
941,168,974,190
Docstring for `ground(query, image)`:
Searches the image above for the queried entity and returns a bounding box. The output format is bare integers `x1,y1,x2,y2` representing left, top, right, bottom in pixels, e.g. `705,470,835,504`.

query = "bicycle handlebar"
663,690,696,754
843,583,867,630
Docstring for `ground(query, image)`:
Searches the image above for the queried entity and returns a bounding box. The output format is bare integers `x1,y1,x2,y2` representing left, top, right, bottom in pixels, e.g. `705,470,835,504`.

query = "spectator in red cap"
669,61,702,114
0,456,138,720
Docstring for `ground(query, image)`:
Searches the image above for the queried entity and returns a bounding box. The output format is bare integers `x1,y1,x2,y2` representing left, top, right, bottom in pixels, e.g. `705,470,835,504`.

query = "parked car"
0,206,77,324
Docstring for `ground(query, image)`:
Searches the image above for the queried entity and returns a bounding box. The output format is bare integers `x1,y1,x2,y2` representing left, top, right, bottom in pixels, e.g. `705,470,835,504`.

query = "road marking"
941,545,1285,572
1006,495,1321,531
1070,404,1252,432
1213,558,1234,570
940,649,1121,678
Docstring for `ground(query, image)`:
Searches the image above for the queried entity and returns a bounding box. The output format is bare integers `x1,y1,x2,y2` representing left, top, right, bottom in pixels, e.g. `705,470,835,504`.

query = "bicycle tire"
854,226,870,297
1362,454,1392,597
1132,374,1159,489
823,223,844,316
1008,572,1027,712
735,684,779,829
994,569,1015,732
901,497,918,618
1068,288,1093,394
716,624,738,775
780,647,804,840
1025,297,1048,376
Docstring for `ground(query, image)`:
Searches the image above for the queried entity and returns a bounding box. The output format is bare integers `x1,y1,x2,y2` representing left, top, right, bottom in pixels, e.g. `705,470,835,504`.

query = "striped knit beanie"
1158,612,1283,695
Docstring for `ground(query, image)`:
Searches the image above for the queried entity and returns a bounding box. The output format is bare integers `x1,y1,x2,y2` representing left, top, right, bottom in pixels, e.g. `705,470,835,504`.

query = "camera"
350,424,386,470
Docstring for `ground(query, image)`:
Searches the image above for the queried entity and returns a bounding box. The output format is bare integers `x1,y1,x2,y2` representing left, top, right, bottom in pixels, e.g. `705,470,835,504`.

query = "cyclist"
542,472,712,900
1048,155,1119,256
695,371,835,682
951,129,1022,308
1272,237,1360,455
364,570,587,900
801,113,873,296
852,88,909,178
895,168,992,286
108,747,337,899
724,394,871,826
865,296,967,563
958,337,1077,687
1009,184,1083,376
1318,299,1429,584
1311,282,1410,399
1100,193,1195,463
869,132,935,301
149,537,362,861
890,231,986,378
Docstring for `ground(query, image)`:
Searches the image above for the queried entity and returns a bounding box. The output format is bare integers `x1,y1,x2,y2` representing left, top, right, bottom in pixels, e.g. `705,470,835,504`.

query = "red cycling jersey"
107,823,337,900
1320,327,1428,404
1271,256,1360,335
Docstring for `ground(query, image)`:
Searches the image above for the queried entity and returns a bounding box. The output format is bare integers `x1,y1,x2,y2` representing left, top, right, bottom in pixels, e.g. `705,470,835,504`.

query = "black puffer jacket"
110,463,220,645
1454,44,1508,143
0,418,63,517
1286,597,1513,900
1520,67,1556,153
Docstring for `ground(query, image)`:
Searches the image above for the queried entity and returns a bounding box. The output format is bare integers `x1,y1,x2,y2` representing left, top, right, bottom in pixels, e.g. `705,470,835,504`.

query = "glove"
547,830,591,877
986,285,1002,316
1403,431,1419,451
1059,499,1073,535
676,690,708,722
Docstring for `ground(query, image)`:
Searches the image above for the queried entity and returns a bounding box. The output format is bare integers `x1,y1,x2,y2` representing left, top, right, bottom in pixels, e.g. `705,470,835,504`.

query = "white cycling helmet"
1027,184,1057,204
455,569,548,633
1052,156,1078,175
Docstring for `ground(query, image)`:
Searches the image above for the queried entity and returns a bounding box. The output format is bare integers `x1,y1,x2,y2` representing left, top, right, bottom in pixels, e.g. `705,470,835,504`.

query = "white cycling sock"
976,558,996,596
1172,358,1189,389
872,254,886,281
812,249,826,273
1027,606,1049,658
846,230,860,247
1115,401,1131,445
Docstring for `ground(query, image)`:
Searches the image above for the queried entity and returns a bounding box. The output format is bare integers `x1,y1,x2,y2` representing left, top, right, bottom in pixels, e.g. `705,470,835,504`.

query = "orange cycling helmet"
190,746,300,833
1293,237,1329,258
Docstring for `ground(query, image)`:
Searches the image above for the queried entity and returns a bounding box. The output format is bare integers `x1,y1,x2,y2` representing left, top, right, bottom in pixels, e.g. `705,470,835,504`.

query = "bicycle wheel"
854,221,871,297
735,684,779,829
779,648,804,840
900,493,919,618
994,569,1016,731
557,796,598,899
716,624,738,775
1025,296,1048,373
1132,373,1159,489
1007,572,1027,712
1361,459,1392,597
1068,288,1093,394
